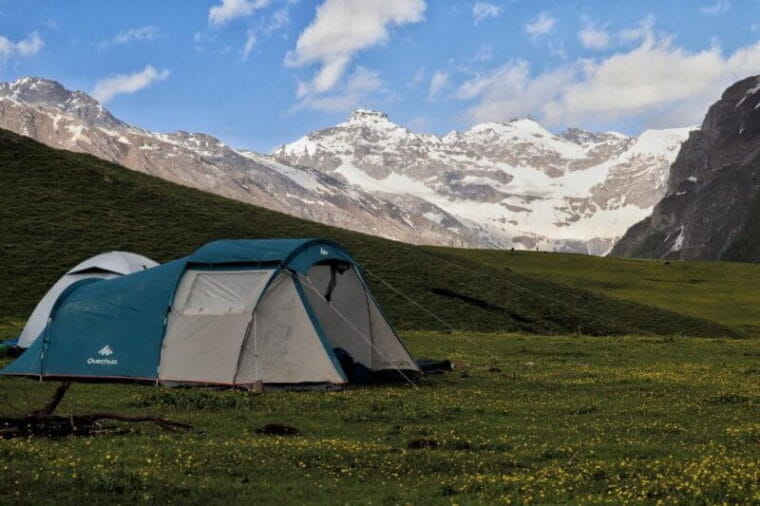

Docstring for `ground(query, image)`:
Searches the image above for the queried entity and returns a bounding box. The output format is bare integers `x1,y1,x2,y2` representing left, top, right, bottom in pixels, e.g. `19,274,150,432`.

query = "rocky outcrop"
611,75,760,261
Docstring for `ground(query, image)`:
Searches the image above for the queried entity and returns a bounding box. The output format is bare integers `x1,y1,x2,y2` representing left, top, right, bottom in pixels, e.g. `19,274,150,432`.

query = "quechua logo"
87,345,118,365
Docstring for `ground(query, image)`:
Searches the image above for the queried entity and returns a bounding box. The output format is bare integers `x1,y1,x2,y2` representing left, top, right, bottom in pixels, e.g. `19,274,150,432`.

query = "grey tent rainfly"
3,239,420,388
15,251,159,349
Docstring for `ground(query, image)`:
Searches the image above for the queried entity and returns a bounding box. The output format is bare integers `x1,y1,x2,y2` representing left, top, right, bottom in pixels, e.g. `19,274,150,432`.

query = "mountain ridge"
275,107,692,254
0,76,691,254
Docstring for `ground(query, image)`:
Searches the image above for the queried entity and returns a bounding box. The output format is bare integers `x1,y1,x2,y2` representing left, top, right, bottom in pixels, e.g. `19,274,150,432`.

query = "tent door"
158,269,272,385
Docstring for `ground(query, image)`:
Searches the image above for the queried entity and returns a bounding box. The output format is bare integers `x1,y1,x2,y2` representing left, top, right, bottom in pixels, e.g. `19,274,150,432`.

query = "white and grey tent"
3,240,420,387
16,251,158,348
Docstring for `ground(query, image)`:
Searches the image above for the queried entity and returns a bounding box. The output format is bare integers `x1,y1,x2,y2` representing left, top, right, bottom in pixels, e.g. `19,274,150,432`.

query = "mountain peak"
350,109,389,119
346,109,394,126
559,127,629,145
3,76,72,106
0,76,121,129
464,117,550,138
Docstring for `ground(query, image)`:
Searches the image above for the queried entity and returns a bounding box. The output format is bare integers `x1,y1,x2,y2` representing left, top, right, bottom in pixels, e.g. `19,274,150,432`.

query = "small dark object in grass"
711,394,751,404
459,372,470,378
255,423,302,436
441,485,458,497
387,425,403,435
488,367,502,373
569,405,598,415
408,438,438,449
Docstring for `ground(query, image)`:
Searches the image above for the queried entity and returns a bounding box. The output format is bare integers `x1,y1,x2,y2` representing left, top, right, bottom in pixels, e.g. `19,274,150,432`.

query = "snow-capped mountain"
0,77,692,253
275,109,693,254
0,77,473,247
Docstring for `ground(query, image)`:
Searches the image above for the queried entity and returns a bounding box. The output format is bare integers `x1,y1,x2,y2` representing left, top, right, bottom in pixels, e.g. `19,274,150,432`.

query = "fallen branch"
0,413,192,438
0,382,192,438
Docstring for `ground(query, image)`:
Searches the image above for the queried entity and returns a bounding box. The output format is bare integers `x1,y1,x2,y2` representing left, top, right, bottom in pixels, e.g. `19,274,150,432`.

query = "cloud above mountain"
285,0,425,98
92,65,170,103
0,32,43,65
209,0,270,26
459,23,760,129
3,1,758,152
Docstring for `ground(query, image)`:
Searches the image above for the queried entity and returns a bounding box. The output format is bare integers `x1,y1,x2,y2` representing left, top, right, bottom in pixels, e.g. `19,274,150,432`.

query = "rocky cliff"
611,75,760,261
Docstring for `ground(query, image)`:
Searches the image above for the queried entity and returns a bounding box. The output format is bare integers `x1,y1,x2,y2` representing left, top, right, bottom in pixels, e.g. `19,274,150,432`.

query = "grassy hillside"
0,128,737,337
440,248,760,335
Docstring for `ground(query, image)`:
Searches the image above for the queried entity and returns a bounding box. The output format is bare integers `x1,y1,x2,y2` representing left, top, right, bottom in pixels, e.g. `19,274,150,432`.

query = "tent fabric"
303,265,376,368
67,251,158,276
2,239,419,388
158,269,273,385
233,273,346,386
16,251,159,349
187,239,355,274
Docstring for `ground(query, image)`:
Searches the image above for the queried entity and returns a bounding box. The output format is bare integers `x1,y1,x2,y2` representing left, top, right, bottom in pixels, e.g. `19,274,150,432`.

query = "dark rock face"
611,75,760,261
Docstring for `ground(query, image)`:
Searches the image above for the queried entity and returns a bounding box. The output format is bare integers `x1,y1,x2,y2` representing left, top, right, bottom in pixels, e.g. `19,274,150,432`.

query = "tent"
15,251,159,349
2,239,419,387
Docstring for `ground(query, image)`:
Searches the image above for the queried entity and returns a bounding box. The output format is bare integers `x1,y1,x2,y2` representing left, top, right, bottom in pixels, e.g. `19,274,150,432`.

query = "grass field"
442,248,760,336
1,322,760,504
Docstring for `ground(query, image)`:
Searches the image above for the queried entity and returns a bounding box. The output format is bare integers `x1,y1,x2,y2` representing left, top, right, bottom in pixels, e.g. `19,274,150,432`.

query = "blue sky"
1,0,759,151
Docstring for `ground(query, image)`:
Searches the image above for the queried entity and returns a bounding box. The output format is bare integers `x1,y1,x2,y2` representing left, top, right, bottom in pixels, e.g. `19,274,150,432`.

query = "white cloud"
578,21,610,50
457,61,575,121
242,29,257,60
458,29,760,130
618,15,655,44
525,12,556,40
209,0,270,26
91,65,170,104
473,44,493,63
700,0,730,15
472,2,502,25
263,4,291,34
286,0,425,97
294,66,385,113
0,32,43,62
427,71,449,100
114,26,159,45
15,32,44,57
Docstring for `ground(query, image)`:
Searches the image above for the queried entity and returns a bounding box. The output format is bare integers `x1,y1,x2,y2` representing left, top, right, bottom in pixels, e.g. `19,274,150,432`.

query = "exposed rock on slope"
611,75,760,261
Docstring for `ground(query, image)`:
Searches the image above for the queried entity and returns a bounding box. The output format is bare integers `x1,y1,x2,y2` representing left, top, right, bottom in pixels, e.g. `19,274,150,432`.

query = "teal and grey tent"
2,239,419,387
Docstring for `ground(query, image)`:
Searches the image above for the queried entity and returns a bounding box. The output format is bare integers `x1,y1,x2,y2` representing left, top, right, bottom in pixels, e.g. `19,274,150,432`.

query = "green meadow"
2,128,760,504
442,248,760,335
2,328,760,504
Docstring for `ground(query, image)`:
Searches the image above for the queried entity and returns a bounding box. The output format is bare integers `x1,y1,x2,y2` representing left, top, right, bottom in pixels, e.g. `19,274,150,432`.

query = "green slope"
0,128,737,337
440,248,760,335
